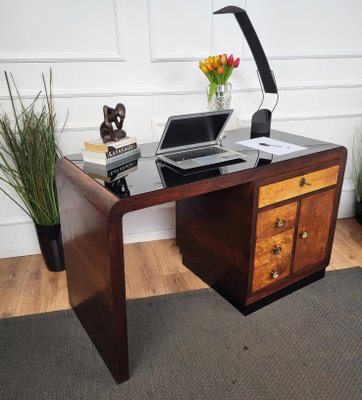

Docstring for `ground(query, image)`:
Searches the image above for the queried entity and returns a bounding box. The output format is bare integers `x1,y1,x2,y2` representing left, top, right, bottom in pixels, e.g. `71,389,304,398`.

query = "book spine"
106,142,137,159
83,148,140,165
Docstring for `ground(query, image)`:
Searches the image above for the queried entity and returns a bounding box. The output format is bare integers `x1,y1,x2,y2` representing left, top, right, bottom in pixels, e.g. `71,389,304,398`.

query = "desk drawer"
256,202,297,240
254,229,294,270
252,260,290,292
258,165,339,208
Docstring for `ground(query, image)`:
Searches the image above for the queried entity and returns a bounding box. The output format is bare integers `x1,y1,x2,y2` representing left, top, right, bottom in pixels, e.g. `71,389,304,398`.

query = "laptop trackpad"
193,155,220,166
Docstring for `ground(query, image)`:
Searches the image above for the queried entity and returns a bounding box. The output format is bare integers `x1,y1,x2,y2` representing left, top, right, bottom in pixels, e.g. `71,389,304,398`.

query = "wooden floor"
0,218,361,319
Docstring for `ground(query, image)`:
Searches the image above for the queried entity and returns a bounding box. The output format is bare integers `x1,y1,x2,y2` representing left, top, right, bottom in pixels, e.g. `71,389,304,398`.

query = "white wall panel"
0,0,126,62
148,0,213,61
243,0,362,60
0,0,361,257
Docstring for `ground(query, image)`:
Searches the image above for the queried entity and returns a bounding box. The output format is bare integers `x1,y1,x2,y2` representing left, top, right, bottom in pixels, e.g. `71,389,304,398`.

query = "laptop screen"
157,110,232,154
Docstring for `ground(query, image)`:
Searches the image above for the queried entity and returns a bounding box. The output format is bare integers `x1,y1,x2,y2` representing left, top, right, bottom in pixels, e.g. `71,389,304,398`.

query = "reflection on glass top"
67,128,340,199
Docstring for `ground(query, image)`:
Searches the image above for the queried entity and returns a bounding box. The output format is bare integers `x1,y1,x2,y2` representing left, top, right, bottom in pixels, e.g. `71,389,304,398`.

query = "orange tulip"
206,62,214,72
217,66,224,75
220,54,227,65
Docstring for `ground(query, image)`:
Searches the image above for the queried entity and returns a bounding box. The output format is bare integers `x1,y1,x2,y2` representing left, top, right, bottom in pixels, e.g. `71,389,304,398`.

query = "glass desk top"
66,128,341,199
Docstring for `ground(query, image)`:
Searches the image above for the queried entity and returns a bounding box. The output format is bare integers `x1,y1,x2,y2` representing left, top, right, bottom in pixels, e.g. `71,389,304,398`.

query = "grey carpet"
0,269,361,400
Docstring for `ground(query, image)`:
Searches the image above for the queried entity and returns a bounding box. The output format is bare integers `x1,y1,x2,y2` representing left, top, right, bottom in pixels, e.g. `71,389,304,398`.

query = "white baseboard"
337,178,356,219
124,228,175,244
0,245,40,259
0,182,357,258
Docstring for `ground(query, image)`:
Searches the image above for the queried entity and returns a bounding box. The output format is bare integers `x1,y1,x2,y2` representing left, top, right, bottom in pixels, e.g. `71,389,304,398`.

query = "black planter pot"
356,201,362,225
35,223,65,272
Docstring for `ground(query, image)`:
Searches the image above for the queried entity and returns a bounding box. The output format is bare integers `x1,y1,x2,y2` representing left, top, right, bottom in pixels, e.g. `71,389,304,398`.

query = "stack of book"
82,136,139,166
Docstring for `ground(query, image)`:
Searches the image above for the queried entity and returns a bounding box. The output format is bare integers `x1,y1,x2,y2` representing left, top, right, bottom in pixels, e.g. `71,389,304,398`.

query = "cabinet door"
293,189,336,272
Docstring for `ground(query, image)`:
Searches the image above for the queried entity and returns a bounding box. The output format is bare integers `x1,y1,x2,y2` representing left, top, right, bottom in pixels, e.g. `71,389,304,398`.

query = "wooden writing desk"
56,128,346,383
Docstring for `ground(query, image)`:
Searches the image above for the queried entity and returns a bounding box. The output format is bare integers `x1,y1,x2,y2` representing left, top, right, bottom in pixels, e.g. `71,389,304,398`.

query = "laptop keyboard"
166,147,227,162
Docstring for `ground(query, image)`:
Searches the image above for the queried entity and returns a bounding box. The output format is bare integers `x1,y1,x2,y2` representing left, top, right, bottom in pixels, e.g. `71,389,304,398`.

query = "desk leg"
57,162,129,383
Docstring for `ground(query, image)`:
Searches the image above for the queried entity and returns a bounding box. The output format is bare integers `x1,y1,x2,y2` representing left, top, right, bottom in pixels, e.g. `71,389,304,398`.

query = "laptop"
156,110,245,170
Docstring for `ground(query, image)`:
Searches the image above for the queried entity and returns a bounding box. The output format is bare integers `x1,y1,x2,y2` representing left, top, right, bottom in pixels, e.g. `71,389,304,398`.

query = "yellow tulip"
201,65,209,74
199,61,205,68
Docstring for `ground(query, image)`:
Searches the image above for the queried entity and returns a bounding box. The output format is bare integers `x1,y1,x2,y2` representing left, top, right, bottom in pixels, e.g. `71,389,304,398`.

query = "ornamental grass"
0,71,64,225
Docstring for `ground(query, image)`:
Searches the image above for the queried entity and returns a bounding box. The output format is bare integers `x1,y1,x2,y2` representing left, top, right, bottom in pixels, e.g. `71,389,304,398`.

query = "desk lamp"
214,6,279,137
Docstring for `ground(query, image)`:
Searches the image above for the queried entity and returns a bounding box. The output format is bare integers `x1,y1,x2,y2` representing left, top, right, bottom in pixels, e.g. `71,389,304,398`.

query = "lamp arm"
214,6,278,95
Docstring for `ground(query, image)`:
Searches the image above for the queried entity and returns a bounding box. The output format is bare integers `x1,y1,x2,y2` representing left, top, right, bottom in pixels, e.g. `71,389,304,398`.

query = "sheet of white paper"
236,136,307,156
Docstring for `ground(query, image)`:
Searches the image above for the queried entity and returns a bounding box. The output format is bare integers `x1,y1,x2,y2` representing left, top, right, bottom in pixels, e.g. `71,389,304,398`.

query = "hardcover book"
82,142,138,160
82,147,140,166
84,136,137,153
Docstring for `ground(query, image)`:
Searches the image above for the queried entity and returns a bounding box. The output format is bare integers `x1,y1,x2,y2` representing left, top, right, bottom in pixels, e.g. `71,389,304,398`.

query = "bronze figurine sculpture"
100,103,127,143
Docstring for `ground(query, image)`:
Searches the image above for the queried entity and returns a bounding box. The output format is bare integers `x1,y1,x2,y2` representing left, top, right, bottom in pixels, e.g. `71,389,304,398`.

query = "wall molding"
56,108,362,140
237,109,362,126
147,0,213,62
242,50,362,62
60,109,362,135
0,0,126,63
1,79,362,101
0,216,32,227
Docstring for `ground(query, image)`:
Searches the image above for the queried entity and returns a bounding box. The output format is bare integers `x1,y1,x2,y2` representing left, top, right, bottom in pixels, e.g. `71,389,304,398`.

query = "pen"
259,142,289,148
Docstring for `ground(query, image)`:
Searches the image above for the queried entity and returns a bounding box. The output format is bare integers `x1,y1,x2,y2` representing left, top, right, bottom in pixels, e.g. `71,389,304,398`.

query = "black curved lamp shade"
214,6,278,136
214,6,278,94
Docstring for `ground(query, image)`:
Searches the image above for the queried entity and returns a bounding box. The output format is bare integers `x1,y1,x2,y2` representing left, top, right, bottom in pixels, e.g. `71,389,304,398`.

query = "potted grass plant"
0,71,65,271
353,127,362,224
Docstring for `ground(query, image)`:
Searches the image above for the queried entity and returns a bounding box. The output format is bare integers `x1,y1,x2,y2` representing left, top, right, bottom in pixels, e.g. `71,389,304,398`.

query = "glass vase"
207,83,232,111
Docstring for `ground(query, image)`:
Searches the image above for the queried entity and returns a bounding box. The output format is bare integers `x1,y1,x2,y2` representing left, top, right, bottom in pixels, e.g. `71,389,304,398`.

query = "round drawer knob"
276,219,285,228
273,246,282,255
300,231,308,239
271,271,279,279
299,177,311,187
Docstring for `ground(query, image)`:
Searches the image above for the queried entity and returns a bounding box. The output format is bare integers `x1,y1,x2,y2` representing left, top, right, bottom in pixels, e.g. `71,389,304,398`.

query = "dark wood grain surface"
56,158,128,383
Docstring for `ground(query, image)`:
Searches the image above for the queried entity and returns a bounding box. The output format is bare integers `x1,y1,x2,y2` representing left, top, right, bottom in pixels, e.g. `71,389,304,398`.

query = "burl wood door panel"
293,189,336,272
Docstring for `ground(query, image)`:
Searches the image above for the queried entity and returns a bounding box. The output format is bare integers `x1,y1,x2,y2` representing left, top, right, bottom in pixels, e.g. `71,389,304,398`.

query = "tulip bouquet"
199,54,240,104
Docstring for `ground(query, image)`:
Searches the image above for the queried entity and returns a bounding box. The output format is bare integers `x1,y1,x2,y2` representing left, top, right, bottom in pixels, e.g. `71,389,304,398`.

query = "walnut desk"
56,129,346,383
